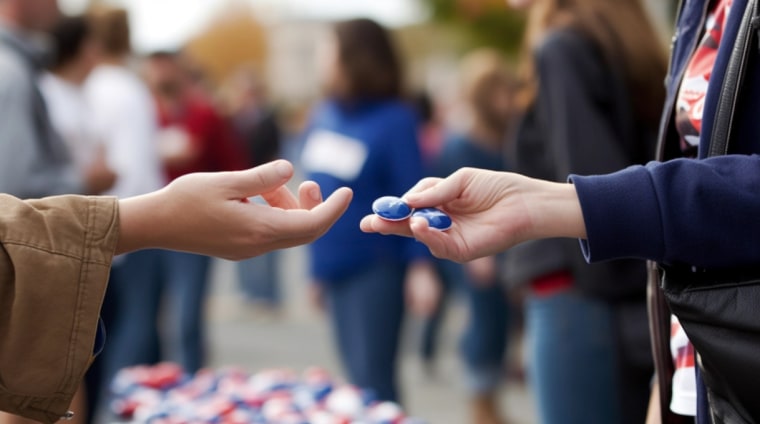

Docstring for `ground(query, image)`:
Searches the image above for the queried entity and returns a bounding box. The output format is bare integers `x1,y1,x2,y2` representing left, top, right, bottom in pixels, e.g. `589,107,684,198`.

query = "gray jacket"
0,26,82,199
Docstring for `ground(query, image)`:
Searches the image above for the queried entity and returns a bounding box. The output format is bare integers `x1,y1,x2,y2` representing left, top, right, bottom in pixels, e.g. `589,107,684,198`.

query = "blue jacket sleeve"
570,155,760,268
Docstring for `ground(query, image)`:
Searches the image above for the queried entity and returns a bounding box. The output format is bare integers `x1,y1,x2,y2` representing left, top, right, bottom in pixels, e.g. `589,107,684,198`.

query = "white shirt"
670,315,697,416
84,64,165,198
39,73,101,170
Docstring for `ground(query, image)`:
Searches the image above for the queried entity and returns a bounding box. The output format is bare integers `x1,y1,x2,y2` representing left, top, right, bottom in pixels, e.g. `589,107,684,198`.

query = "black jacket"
505,29,655,302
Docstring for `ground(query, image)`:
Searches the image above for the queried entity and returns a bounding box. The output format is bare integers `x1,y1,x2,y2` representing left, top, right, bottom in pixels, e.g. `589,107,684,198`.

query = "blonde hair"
518,0,667,128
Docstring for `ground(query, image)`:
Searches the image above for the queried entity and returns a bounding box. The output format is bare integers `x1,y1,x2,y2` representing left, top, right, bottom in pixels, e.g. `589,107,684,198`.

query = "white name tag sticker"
301,130,368,181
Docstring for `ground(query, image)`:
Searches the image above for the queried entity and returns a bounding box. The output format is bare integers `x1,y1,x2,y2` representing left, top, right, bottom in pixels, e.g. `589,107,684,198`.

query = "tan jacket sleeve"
0,194,119,423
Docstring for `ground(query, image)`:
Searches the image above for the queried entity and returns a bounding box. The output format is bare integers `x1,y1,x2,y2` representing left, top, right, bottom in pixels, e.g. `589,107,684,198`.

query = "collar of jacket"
0,22,52,71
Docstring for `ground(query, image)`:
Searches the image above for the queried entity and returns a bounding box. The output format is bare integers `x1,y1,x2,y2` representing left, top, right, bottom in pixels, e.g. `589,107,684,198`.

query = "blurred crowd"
0,0,670,423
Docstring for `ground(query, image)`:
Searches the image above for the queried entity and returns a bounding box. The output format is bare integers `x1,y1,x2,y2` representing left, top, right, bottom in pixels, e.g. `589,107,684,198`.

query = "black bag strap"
709,0,760,157
650,1,760,422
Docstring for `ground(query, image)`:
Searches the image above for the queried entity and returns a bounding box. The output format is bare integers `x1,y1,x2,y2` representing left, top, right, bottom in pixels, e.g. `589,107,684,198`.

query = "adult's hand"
117,160,352,260
360,167,585,262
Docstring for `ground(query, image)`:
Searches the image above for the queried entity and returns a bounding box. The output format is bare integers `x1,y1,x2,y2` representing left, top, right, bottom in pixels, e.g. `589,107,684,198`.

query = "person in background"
429,49,516,424
501,0,667,423
0,0,115,200
83,6,166,421
220,66,284,312
143,50,247,375
39,15,104,181
301,18,440,403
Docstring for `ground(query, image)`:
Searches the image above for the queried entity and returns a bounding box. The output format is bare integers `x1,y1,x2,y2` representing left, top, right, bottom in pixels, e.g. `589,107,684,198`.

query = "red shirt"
158,93,247,181
675,0,734,157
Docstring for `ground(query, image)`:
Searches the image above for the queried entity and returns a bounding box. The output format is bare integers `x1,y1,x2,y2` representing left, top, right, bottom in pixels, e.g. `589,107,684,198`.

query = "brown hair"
517,0,667,129
88,6,131,57
460,48,516,130
330,18,402,101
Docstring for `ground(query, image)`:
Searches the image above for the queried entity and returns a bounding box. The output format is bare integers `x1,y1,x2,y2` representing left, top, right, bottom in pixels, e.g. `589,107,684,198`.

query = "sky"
57,0,428,52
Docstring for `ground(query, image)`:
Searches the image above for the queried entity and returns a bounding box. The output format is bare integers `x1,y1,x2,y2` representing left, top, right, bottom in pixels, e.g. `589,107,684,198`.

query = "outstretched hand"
117,160,353,260
360,167,585,262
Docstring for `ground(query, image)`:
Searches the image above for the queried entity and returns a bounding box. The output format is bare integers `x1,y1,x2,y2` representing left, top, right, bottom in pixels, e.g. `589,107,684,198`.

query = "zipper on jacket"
656,0,712,161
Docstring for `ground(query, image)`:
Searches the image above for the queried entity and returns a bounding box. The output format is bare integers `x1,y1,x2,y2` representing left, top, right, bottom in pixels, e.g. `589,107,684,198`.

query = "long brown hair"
330,18,403,101
517,0,667,129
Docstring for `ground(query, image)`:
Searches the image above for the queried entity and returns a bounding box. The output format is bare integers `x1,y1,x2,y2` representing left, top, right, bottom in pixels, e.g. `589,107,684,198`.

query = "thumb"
404,175,461,209
224,160,294,198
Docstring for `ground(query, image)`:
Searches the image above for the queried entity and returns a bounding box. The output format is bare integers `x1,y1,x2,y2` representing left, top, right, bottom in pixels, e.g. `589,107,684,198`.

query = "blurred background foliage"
419,0,527,57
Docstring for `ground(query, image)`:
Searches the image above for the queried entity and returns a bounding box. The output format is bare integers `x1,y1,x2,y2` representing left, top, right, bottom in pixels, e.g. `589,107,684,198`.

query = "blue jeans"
162,251,211,373
237,251,281,305
95,249,163,411
324,262,405,402
526,289,620,424
422,261,509,394
460,280,509,394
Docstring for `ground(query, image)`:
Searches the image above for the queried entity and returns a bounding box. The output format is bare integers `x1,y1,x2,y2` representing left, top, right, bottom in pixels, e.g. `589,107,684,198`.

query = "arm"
0,194,117,423
117,160,352,259
361,155,760,269
572,155,760,268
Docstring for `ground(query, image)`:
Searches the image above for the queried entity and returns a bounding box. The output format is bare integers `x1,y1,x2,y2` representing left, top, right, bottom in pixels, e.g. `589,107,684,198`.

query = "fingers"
302,187,353,235
359,215,415,237
262,185,299,209
403,172,465,209
408,217,459,261
298,181,323,210
225,160,294,198
403,177,442,198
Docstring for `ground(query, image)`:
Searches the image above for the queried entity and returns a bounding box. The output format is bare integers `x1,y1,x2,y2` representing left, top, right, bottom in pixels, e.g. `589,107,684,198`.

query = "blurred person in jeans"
143,50,246,374
220,66,284,312
502,0,666,423
429,49,516,424
82,6,166,420
301,18,440,402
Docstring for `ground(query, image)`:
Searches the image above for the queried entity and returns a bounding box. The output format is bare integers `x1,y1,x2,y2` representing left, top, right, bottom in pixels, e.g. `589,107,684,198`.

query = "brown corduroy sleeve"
0,194,119,423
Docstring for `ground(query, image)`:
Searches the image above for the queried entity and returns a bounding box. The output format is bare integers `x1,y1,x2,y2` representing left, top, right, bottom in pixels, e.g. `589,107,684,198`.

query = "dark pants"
324,261,405,402
460,281,510,394
162,250,211,374
88,249,163,420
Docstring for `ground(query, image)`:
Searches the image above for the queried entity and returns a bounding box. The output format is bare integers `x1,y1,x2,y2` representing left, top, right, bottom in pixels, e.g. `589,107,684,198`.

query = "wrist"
115,190,169,255
525,179,587,240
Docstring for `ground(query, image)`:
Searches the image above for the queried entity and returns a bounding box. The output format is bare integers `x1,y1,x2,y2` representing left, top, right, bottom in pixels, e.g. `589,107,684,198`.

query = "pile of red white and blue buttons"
110,363,426,424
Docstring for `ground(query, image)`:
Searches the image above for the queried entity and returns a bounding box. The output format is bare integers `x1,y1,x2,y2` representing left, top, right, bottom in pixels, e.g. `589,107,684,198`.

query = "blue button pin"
411,207,452,231
372,196,413,221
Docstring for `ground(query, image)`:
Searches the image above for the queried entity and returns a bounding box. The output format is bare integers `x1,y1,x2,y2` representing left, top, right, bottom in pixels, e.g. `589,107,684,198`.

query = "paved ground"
204,248,537,424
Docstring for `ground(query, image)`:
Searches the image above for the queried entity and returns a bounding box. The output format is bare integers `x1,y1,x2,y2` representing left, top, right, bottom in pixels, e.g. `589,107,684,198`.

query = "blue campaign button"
412,207,452,231
372,196,413,221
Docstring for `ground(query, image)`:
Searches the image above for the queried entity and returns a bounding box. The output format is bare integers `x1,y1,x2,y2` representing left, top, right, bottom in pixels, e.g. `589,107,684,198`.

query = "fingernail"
274,160,291,178
310,188,321,201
